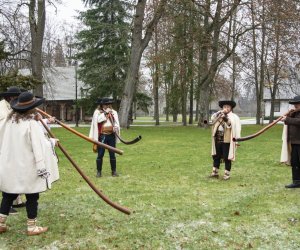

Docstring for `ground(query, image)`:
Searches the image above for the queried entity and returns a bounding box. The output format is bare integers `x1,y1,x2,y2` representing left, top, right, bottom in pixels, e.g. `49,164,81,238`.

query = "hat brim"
219,101,236,109
102,101,114,105
289,101,300,104
0,92,21,97
11,97,45,112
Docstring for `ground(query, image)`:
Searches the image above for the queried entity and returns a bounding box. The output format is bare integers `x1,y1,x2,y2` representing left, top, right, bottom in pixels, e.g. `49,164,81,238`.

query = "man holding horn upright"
281,95,300,188
209,100,241,180
89,97,120,177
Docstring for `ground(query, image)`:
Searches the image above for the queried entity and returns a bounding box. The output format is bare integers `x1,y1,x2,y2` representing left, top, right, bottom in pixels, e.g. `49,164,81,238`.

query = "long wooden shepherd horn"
36,108,123,155
106,113,142,145
39,118,131,215
115,133,142,145
233,109,300,142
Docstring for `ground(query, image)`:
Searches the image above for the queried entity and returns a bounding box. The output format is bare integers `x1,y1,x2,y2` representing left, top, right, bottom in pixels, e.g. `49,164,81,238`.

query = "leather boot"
110,159,118,177
27,218,48,236
0,214,8,233
96,159,102,177
285,181,300,188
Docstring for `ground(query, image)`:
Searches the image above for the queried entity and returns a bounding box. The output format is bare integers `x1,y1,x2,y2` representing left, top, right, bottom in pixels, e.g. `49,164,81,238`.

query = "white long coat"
89,109,120,142
211,112,241,161
280,125,291,165
0,100,11,138
39,119,59,185
0,117,58,193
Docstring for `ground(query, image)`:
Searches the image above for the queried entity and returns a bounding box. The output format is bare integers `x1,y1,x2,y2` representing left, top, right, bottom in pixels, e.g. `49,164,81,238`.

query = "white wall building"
263,85,300,117
20,66,87,121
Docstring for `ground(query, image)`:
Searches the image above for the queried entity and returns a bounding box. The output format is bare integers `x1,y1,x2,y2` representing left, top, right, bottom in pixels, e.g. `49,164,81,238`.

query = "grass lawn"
1,125,300,249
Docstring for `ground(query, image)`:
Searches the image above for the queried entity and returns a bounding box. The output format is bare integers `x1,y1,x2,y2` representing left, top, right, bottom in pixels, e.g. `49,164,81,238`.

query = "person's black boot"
285,182,300,188
110,159,118,177
96,159,102,178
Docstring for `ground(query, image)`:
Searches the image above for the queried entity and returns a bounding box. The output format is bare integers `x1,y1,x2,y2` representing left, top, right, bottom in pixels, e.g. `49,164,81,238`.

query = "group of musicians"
0,84,300,236
209,96,300,189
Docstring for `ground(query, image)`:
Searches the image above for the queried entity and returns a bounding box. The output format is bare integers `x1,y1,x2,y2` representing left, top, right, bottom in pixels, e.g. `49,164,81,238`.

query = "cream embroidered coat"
89,109,120,142
39,119,60,186
211,111,241,161
0,117,58,193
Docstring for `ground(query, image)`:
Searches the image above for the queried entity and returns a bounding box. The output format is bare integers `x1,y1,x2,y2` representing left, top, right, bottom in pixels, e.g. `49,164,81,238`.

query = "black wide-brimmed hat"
0,86,22,97
11,92,45,112
101,97,114,105
289,95,300,105
219,100,236,109
95,98,103,105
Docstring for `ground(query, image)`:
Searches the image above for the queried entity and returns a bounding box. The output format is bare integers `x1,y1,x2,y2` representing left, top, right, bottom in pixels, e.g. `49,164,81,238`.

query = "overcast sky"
48,0,86,23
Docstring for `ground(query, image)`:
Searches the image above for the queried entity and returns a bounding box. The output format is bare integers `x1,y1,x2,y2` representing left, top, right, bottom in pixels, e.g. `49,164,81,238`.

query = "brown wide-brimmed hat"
0,86,22,97
11,92,45,112
289,95,300,105
219,100,236,109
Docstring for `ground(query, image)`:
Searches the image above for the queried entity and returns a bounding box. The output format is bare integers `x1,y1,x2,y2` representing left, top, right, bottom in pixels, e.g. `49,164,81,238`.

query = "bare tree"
118,0,167,128
29,0,46,96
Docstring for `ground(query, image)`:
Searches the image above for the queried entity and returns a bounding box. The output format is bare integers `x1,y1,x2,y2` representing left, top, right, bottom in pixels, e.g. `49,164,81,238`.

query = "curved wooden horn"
106,113,142,145
115,133,142,145
39,119,131,215
233,109,299,142
36,108,123,155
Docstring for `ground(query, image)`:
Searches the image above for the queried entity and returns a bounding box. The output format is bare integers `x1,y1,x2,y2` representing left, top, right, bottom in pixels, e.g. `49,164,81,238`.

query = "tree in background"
0,1,31,74
240,0,300,124
264,0,300,123
133,92,153,118
118,0,168,128
77,0,131,109
29,0,46,96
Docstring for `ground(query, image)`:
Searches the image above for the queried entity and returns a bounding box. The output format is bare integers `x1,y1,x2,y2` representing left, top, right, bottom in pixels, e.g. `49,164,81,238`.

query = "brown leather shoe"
0,214,8,234
0,226,7,234
27,218,48,236
27,226,48,236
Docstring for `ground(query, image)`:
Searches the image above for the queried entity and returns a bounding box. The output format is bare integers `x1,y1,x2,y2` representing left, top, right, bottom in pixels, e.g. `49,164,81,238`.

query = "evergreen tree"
76,0,131,105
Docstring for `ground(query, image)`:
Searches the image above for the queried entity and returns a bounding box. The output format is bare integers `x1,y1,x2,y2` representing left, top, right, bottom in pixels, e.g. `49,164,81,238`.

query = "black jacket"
285,111,300,144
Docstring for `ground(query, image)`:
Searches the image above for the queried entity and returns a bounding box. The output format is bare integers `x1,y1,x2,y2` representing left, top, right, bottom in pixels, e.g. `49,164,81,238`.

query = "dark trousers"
97,133,117,172
0,192,39,219
291,144,300,183
213,142,231,171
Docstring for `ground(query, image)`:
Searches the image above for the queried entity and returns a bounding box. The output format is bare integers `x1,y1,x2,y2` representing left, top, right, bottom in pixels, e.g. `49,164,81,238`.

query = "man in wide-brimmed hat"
89,97,120,177
209,100,241,180
281,95,300,188
0,92,59,236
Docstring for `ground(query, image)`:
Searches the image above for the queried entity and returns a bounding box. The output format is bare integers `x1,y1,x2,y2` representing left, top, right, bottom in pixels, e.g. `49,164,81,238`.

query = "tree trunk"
153,27,160,125
269,3,281,124
188,1,194,125
29,0,45,97
118,0,167,128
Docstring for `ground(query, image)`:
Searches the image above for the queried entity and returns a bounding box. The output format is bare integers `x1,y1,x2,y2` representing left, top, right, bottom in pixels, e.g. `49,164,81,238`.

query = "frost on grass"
165,218,300,249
